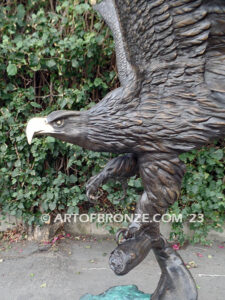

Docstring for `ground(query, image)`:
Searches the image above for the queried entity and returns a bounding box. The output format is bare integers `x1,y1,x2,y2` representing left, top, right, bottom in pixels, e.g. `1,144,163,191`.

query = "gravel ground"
0,236,224,300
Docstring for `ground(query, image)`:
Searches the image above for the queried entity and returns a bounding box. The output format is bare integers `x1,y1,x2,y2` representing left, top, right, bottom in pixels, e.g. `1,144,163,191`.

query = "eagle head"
26,110,86,145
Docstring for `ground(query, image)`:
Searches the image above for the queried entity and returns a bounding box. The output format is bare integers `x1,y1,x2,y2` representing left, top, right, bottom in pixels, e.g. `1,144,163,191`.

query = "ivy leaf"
49,202,56,211
30,102,42,108
212,149,223,161
72,59,79,68
94,78,103,87
46,137,55,143
46,59,56,68
7,64,17,76
17,4,25,24
29,54,39,67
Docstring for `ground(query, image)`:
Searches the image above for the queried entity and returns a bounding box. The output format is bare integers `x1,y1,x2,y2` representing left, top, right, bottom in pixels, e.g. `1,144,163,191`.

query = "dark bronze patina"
26,0,225,299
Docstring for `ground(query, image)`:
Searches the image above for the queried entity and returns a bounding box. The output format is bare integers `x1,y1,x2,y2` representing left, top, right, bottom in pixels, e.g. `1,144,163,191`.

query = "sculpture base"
80,285,151,300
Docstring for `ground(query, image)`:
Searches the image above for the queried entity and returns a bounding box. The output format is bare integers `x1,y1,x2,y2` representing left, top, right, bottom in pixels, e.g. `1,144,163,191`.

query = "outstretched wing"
94,0,135,86
94,0,225,100
204,0,225,97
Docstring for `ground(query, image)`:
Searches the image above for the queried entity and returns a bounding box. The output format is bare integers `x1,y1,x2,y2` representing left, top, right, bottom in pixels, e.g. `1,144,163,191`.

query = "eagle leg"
86,153,138,203
118,153,186,243
115,192,162,244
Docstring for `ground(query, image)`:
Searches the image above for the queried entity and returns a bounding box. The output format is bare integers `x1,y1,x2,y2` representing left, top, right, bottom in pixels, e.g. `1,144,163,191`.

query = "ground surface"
0,235,224,300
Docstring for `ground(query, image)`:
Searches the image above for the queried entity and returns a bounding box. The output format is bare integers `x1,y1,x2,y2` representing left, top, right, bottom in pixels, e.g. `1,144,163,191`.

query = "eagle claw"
86,173,104,203
116,223,142,244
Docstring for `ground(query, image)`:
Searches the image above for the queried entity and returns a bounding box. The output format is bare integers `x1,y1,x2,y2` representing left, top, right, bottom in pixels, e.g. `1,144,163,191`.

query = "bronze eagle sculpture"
26,0,225,299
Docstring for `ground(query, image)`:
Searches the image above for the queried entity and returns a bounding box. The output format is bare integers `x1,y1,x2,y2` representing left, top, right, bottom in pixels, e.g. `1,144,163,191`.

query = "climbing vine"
0,0,224,244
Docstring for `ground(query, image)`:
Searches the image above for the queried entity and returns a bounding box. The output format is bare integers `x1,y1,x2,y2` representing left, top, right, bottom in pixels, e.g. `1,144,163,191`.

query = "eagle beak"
26,117,54,145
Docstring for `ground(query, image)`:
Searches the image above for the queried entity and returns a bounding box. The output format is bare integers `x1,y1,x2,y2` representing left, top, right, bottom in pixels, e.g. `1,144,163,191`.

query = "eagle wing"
94,0,225,101
204,0,225,97
94,0,135,86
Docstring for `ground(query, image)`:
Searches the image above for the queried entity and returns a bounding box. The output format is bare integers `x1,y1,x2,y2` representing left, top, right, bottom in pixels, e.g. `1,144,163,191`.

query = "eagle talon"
86,174,104,203
116,228,128,244
116,224,142,244
87,193,98,203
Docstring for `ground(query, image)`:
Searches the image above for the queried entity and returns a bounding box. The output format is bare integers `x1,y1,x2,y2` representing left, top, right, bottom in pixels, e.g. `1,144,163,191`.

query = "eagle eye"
54,119,64,127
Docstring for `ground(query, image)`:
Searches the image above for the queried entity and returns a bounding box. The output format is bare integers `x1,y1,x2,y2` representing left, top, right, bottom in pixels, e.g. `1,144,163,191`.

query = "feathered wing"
94,0,225,102
113,0,212,94
204,0,225,98
94,0,136,86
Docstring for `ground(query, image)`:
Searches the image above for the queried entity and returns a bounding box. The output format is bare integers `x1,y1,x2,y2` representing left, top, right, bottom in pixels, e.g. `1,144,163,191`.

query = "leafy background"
0,0,224,244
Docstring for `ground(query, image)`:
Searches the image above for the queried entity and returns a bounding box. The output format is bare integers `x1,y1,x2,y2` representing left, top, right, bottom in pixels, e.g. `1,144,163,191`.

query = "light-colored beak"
26,117,54,145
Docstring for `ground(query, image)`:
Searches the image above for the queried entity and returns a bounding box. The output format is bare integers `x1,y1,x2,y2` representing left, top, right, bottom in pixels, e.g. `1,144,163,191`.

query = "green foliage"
170,143,225,244
0,0,116,224
0,1,224,244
